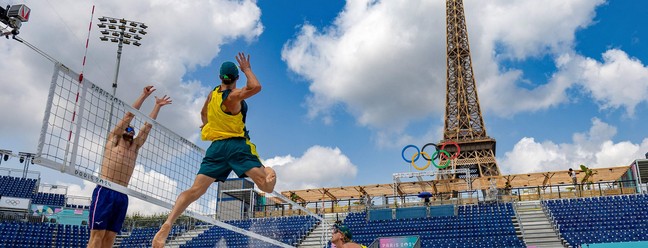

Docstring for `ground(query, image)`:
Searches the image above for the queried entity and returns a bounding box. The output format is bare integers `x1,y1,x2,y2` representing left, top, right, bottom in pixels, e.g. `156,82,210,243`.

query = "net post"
67,75,89,175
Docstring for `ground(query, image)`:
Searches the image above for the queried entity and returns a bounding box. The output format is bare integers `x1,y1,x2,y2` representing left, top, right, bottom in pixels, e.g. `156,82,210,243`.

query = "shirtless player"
87,86,171,248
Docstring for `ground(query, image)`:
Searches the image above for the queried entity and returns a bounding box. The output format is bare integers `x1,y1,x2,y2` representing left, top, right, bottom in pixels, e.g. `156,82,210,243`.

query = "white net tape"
35,63,323,247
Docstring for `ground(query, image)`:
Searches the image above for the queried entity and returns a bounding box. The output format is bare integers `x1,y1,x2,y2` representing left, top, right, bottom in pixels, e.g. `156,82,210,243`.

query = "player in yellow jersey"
331,224,367,248
152,52,276,247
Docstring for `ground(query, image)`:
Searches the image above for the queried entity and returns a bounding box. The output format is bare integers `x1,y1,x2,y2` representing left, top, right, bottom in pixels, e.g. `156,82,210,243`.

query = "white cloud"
130,164,178,203
489,48,648,117
58,180,97,201
475,0,605,59
565,50,648,116
263,146,358,191
500,118,648,174
281,0,608,133
282,0,445,131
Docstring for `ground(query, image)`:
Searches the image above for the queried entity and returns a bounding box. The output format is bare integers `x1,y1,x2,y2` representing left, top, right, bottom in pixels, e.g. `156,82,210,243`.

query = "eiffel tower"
438,0,501,179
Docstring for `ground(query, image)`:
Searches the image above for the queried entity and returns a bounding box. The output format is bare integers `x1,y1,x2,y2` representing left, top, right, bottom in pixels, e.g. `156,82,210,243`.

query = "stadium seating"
0,175,67,206
31,192,66,206
120,225,185,247
54,224,89,248
544,194,648,247
180,215,318,248
335,203,525,248
0,221,55,247
0,176,37,198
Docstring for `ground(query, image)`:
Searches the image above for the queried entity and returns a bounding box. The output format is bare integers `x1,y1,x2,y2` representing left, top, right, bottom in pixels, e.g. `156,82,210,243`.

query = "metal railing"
511,201,526,243
505,179,638,202
540,201,569,248
254,180,639,217
0,167,40,180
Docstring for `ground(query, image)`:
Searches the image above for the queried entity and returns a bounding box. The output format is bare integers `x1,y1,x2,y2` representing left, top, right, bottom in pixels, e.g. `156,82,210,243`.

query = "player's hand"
155,95,172,106
236,52,251,72
143,86,156,96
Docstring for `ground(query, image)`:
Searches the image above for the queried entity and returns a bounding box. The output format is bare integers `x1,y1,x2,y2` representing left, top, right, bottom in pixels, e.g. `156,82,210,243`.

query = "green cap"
335,224,352,239
220,61,239,79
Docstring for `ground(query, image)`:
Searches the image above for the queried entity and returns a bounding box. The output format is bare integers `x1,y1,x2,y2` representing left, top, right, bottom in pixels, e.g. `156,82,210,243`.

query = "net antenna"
35,62,326,247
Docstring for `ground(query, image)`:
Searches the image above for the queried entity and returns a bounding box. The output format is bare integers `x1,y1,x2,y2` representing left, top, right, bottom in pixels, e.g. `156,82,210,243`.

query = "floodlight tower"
18,152,35,178
96,16,147,128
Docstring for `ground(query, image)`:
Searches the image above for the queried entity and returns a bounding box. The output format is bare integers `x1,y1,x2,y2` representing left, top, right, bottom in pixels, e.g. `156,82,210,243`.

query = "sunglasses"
125,127,135,133
332,228,340,234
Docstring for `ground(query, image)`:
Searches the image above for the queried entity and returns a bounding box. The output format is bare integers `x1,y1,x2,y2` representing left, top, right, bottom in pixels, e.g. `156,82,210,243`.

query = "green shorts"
198,138,263,182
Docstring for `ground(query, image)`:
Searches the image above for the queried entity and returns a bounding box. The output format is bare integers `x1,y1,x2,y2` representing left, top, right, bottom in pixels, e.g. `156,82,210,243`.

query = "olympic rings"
421,143,439,161
5,200,20,206
431,150,451,169
401,145,420,163
439,141,460,160
411,152,431,170
401,142,461,170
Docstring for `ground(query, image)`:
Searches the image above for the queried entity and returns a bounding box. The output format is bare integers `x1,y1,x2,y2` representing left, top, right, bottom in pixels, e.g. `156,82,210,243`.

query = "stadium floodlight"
0,149,12,165
97,16,147,130
18,152,35,178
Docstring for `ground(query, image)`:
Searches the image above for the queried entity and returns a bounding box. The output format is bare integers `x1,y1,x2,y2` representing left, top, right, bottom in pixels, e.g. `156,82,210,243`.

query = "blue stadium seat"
545,194,648,247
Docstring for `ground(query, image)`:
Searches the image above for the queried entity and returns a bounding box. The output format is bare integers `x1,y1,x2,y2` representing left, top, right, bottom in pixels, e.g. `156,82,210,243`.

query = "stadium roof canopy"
280,166,631,202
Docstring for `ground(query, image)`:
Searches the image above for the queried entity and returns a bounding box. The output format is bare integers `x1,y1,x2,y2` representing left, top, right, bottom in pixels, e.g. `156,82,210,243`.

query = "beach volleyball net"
35,63,323,247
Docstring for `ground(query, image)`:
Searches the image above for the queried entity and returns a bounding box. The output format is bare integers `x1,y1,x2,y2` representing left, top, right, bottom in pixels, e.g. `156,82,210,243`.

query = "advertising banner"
379,236,419,248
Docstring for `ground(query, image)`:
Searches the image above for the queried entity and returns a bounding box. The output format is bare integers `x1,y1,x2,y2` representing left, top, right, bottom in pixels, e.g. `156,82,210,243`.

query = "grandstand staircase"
516,201,568,248
298,213,347,248
164,225,212,248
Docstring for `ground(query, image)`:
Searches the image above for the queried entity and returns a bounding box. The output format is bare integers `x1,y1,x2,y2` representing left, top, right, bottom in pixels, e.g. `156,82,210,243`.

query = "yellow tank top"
201,86,248,141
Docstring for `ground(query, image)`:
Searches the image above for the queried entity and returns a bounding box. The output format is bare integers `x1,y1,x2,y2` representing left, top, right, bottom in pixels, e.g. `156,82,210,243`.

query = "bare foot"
152,223,171,248
263,167,277,193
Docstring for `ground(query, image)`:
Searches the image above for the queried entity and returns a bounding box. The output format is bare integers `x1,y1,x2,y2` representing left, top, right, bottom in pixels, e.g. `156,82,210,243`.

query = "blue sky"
1,0,648,213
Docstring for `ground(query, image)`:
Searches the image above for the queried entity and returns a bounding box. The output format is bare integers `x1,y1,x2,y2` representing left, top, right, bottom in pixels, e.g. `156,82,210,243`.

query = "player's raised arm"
227,52,261,102
135,95,172,148
108,86,155,145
